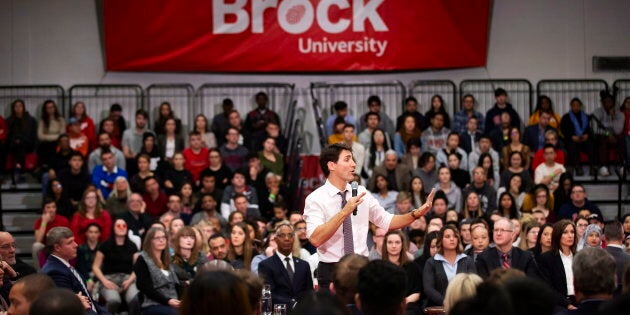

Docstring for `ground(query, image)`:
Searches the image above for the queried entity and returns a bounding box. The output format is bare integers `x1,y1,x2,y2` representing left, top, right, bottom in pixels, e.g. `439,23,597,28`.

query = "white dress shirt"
303,180,394,263
559,250,574,296
276,251,295,273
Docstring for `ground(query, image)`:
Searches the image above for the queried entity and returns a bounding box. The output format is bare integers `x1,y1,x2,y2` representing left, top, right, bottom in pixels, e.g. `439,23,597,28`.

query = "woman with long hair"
501,126,531,170
71,188,112,245
433,166,462,212
92,218,139,314
553,173,574,212
393,114,422,158
157,117,185,161
171,226,209,284
477,152,498,189
447,152,470,190
497,192,519,219
530,223,553,264
529,95,561,129
372,174,398,213
67,101,96,149
134,227,181,315
500,151,532,190
538,220,577,309
130,154,156,193
497,173,526,212
408,176,427,209
425,94,451,130
227,222,258,270
423,226,476,306
154,102,182,136
138,132,162,171
522,184,556,222
518,221,540,250
192,114,217,149
415,152,437,192
363,128,389,178
46,178,74,220
463,192,484,219
258,137,284,177
576,224,602,251
381,230,422,312
37,100,66,168
106,176,132,217
6,99,37,172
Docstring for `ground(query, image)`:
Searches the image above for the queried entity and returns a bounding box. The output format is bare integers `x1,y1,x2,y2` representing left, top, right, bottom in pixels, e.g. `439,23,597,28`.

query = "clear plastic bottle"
261,284,273,315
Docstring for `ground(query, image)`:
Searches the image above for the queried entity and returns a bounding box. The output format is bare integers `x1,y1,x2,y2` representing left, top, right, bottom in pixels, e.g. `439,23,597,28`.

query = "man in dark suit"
458,116,482,154
368,150,412,192
258,223,313,307
476,218,540,279
40,227,110,315
523,111,554,153
556,247,616,315
603,221,630,296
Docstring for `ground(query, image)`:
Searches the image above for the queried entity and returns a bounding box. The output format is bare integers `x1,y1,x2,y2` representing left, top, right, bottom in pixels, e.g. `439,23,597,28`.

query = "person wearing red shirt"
67,101,97,151
183,131,209,185
32,198,71,268
70,188,112,245
142,176,168,218
531,129,565,171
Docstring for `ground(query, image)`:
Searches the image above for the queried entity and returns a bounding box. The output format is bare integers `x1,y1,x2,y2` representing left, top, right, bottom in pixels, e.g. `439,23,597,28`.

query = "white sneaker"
599,166,610,177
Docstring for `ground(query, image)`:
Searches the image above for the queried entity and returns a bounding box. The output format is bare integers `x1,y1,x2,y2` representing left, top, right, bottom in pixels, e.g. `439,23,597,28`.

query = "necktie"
70,265,96,312
338,190,354,255
285,257,294,282
502,253,510,269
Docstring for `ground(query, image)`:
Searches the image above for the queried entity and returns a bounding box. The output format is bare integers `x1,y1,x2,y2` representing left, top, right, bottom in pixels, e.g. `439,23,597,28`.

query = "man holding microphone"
304,143,435,289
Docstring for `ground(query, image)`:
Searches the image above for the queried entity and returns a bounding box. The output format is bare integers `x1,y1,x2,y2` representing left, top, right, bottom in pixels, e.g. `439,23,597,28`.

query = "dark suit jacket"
41,255,110,315
556,299,606,315
157,134,185,157
523,125,553,152
258,254,313,306
538,251,572,307
368,164,412,192
459,131,481,154
423,255,476,306
605,246,630,295
475,247,540,280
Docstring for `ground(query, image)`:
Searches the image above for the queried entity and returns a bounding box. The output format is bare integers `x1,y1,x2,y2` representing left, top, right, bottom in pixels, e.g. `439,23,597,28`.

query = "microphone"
351,181,358,216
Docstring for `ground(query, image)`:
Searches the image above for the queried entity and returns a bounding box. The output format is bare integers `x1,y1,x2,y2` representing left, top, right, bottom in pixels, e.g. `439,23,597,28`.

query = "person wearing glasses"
258,223,313,308
475,218,540,279
557,184,603,220
92,218,139,314
134,227,181,315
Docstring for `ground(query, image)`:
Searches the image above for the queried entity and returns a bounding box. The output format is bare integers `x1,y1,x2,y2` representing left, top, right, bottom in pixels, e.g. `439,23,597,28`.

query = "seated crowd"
0,89,628,315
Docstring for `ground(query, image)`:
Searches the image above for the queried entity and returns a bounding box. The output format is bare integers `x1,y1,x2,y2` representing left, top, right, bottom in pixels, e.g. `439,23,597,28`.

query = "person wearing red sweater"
183,131,209,185
531,129,565,171
142,176,168,218
70,188,112,245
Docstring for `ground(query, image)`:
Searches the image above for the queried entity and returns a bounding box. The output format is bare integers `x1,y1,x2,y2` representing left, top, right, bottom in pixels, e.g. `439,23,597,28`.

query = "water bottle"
261,284,272,315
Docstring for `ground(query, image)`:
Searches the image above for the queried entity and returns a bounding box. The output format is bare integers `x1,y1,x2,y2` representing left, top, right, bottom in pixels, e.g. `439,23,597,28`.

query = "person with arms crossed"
303,143,435,289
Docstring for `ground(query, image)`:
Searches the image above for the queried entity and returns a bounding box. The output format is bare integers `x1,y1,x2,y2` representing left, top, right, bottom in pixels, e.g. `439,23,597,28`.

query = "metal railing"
146,84,196,134
0,85,65,120
408,80,457,116
537,79,609,116
68,84,144,126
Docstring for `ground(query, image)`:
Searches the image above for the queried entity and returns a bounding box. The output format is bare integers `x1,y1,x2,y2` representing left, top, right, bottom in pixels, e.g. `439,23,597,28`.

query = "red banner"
104,0,491,72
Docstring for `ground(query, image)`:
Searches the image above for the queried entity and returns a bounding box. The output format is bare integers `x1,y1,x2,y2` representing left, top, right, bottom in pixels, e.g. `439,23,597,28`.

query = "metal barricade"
310,80,406,136
613,79,630,106
146,84,195,133
408,80,457,116
460,79,533,126
537,79,609,115
194,83,296,138
68,85,144,126
0,85,65,119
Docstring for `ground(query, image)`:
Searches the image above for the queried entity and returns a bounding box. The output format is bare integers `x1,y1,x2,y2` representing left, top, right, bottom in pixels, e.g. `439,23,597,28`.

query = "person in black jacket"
538,220,577,311
423,226,476,306
6,99,37,174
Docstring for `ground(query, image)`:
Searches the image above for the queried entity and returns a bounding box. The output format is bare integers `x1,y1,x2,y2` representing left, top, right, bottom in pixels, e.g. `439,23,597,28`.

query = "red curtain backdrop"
104,0,491,72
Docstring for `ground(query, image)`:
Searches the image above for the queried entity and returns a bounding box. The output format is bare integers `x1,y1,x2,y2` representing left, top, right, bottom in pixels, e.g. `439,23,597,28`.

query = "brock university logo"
212,0,390,57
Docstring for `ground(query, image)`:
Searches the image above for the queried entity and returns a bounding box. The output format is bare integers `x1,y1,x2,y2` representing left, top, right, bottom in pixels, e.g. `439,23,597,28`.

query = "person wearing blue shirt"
325,101,356,136
92,149,128,200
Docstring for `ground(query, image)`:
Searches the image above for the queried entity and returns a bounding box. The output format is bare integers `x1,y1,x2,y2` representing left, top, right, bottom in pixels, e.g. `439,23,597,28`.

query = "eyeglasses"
295,227,307,231
493,228,514,234
0,243,16,250
116,223,127,229
577,223,588,228
276,233,295,239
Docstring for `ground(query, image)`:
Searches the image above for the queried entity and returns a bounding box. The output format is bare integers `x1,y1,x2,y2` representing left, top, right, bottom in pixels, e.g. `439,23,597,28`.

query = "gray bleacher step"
1,191,42,210
599,203,630,219
2,212,40,232
13,234,35,256
582,183,630,201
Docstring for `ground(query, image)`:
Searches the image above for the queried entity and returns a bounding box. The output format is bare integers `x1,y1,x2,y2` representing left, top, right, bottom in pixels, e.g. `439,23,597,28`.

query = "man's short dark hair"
357,260,407,315
14,274,56,302
319,143,352,177
494,88,508,97
604,220,624,242
110,103,122,112
208,233,226,243
135,109,149,120
29,288,86,315
222,98,234,107
364,111,380,123
543,143,556,151
333,101,348,111
332,254,369,304
367,95,381,106
100,148,113,158
404,96,418,104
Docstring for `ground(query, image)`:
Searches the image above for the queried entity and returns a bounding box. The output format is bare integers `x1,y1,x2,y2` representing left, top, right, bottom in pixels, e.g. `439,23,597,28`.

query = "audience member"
182,131,210,184
425,95,452,130
524,109,554,153
91,149,127,200
443,273,483,314
356,260,407,315
421,112,450,154
453,94,484,134
468,135,500,179
538,220,577,310
326,101,357,136
357,95,395,136
68,101,97,151
7,99,38,174
463,167,498,214
180,270,252,315
7,273,56,315
393,114,422,158
171,227,208,284
363,128,390,179
88,132,126,173
71,188,112,245
501,126,531,170
484,88,522,134
142,176,168,218
37,100,66,168
118,193,153,238
560,98,594,176
211,98,235,147
368,150,412,192
413,152,437,194
122,109,153,175
157,117,185,161
603,221,630,295
28,288,88,315
220,127,250,171
577,224,602,251
534,144,566,192
330,254,369,314
531,129,566,171
557,184,603,220
459,116,482,154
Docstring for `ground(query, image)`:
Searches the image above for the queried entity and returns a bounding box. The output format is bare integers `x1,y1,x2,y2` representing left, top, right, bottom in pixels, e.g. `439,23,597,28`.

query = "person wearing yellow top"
328,116,357,144
528,95,562,129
